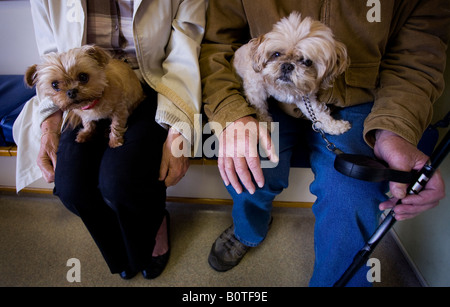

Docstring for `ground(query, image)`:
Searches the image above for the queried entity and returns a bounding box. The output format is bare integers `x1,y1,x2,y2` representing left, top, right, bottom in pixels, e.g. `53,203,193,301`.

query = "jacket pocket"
345,62,380,89
321,62,380,107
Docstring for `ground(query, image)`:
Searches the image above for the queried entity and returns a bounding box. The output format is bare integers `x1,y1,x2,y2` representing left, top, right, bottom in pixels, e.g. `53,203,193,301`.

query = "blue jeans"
227,101,388,287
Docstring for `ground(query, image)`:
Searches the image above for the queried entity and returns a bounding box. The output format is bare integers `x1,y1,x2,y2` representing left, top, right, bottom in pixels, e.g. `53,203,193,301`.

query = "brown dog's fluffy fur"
25,45,145,147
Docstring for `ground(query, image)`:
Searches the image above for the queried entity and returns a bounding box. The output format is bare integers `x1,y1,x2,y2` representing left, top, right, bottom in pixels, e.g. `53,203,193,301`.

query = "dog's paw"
323,119,351,135
75,132,91,143
109,136,124,148
257,114,273,124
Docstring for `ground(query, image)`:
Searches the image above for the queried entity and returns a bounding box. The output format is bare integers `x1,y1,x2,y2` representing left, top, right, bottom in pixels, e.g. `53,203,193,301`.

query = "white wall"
393,48,450,287
0,1,40,74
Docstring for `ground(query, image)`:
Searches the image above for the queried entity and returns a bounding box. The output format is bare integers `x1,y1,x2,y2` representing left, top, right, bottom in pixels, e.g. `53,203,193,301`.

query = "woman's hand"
37,111,62,183
159,128,190,187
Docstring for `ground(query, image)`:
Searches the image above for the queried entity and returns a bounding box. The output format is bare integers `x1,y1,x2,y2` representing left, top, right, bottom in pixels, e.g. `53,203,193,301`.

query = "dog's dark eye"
51,81,60,91
272,52,281,58
301,58,313,67
78,73,89,84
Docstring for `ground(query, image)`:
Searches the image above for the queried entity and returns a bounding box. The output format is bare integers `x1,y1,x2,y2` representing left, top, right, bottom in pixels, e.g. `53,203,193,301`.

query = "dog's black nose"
281,63,295,74
67,89,78,99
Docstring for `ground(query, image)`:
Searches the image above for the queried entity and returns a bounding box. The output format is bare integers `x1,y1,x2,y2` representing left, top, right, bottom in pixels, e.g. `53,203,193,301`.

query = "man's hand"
218,116,279,194
37,111,62,183
374,130,445,220
159,128,190,187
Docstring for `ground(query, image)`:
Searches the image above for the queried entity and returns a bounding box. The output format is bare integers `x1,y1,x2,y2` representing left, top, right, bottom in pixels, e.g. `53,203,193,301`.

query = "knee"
98,170,166,212
54,175,99,216
98,173,132,210
311,169,387,234
262,157,291,192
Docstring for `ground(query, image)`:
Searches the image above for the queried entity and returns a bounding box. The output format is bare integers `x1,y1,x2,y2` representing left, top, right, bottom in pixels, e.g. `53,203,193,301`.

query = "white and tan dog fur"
233,12,350,135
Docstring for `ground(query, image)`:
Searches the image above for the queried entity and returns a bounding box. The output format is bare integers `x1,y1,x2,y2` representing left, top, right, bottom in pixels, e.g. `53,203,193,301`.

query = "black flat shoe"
119,269,137,280
142,249,170,279
142,210,170,279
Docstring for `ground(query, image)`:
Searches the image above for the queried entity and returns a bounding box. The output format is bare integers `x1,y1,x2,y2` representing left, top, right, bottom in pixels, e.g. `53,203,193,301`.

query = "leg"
108,112,129,148
99,90,169,273
75,120,96,143
54,120,130,273
209,101,306,271
307,102,388,287
232,101,305,246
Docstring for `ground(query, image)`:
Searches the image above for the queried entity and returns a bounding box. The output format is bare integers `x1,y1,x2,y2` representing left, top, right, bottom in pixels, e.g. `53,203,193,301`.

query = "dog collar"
81,99,100,110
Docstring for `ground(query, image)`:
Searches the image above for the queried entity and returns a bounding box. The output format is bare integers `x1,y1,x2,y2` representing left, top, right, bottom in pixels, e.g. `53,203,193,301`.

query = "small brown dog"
25,45,145,147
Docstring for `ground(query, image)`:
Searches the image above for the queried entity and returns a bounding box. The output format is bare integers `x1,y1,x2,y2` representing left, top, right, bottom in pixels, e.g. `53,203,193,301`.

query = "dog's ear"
24,64,38,88
321,41,349,89
250,35,267,73
84,45,111,68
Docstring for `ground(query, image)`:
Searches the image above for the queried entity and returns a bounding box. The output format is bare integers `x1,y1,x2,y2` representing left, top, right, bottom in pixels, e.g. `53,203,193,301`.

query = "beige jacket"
200,0,449,147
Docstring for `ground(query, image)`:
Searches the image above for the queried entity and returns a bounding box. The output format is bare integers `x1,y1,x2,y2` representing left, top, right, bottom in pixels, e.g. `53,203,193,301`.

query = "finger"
218,157,230,187
234,157,256,194
165,171,180,187
218,134,231,187
380,195,440,221
43,168,55,183
165,159,190,187
259,126,279,163
389,181,408,199
49,150,58,171
223,157,243,194
159,158,169,181
393,211,417,221
40,159,55,183
401,170,445,204
246,156,264,188
393,201,439,220
379,197,397,211
401,190,444,207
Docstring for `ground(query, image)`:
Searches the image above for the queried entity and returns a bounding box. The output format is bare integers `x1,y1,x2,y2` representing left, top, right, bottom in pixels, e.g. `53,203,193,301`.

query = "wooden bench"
0,145,17,157
0,145,315,208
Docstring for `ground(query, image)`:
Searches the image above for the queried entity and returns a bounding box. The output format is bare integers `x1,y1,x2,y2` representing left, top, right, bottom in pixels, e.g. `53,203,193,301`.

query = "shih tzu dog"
233,12,351,135
25,45,144,147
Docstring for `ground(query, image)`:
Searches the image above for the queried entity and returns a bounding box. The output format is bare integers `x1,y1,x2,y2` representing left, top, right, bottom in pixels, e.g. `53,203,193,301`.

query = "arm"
157,0,206,186
200,0,256,128
38,110,62,183
364,0,450,147
30,0,57,55
156,0,206,137
27,1,62,182
200,0,278,194
368,1,449,220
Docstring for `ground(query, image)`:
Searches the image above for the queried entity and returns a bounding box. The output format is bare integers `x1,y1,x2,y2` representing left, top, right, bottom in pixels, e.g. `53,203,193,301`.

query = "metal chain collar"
302,95,344,155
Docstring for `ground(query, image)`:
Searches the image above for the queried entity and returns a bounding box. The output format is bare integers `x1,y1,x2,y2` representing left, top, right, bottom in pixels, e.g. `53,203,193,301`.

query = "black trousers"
54,87,168,273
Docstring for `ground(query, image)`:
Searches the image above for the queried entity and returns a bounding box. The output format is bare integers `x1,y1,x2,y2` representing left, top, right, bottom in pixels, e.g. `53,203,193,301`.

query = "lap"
55,89,167,193
266,101,388,201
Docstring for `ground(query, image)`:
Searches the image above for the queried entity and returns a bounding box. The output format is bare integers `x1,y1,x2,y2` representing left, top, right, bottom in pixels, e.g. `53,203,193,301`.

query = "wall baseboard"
0,186,314,208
